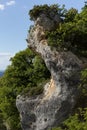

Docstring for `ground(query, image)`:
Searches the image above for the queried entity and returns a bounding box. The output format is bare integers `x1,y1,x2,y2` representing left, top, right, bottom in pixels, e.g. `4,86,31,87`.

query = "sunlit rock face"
16,10,82,130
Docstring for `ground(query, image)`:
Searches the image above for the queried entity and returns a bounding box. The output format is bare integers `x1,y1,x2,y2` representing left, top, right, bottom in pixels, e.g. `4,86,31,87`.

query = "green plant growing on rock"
29,4,66,21
46,5,87,57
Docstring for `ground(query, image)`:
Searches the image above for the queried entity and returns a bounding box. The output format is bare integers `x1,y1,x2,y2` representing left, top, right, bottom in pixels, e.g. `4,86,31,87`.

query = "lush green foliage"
46,5,87,57
80,69,87,96
29,4,87,56
0,112,6,130
64,8,78,22
0,48,50,130
51,108,87,130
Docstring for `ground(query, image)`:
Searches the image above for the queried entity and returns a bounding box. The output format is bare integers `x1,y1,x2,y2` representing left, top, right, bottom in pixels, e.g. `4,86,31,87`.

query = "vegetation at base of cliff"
0,48,50,130
51,108,87,130
45,4,87,57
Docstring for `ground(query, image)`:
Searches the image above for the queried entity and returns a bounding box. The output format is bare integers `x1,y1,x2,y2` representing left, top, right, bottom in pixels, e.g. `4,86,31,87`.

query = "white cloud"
0,53,14,70
0,4,5,10
0,1,16,11
6,0,15,6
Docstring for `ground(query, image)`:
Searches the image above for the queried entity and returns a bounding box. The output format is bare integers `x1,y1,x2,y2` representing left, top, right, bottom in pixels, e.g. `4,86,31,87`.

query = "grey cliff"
16,12,83,130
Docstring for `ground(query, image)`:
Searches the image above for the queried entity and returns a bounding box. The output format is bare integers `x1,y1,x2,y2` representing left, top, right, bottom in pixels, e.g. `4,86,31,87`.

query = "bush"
46,5,87,57
0,48,50,130
29,4,66,21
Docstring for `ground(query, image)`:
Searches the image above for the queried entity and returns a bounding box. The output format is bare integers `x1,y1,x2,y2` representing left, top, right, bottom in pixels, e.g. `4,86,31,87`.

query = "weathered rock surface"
16,11,83,130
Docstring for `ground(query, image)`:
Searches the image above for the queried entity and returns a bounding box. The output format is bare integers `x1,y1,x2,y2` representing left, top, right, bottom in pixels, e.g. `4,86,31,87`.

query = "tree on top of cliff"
45,5,87,57
29,4,87,57
29,4,66,21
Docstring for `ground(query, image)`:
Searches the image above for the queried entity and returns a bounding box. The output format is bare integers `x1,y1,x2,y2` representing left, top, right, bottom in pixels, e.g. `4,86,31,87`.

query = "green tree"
64,8,78,22
29,4,66,21
0,48,50,130
46,4,87,57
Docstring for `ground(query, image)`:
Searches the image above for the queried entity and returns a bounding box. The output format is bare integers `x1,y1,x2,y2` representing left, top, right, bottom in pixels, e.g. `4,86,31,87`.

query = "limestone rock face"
16,11,83,130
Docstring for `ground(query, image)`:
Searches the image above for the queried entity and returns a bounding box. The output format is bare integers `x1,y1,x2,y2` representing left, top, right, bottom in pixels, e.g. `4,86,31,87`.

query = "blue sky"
0,0,86,70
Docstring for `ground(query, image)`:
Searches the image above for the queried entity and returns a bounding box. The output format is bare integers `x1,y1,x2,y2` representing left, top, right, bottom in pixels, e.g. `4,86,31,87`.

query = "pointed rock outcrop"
16,6,83,130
